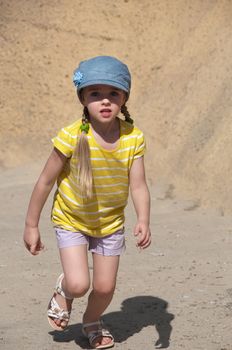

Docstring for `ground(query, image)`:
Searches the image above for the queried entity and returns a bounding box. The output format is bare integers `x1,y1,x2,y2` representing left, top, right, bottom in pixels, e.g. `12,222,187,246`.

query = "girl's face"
81,84,126,124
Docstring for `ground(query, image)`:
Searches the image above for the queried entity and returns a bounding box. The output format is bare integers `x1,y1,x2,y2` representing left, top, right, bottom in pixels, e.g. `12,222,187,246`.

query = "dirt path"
1,164,232,349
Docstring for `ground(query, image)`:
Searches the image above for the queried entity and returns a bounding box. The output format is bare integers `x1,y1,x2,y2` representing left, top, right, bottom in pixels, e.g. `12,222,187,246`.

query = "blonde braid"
121,104,134,124
75,107,93,198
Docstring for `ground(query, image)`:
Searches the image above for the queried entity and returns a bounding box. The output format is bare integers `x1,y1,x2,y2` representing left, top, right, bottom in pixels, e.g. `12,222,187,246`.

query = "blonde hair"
76,107,93,198
76,104,133,199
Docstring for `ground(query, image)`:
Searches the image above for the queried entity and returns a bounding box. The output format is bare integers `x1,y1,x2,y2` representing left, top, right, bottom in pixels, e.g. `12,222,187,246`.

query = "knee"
93,281,116,297
65,279,90,298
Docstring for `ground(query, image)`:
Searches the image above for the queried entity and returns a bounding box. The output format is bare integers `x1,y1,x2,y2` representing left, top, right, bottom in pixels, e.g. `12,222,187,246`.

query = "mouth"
100,108,112,113
100,108,112,117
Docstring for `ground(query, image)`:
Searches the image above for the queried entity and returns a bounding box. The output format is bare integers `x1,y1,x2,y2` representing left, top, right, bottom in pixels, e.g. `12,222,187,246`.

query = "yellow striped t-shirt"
51,118,146,237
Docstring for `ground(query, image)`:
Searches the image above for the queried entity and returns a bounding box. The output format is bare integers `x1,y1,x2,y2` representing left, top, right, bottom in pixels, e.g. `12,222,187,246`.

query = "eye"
90,91,100,97
110,90,120,97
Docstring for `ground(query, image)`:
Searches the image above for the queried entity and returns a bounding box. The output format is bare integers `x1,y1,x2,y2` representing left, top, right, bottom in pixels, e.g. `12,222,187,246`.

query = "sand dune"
1,0,232,212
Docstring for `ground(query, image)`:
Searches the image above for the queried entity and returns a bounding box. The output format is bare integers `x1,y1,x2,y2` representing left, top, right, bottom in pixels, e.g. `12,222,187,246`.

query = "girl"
23,55,151,349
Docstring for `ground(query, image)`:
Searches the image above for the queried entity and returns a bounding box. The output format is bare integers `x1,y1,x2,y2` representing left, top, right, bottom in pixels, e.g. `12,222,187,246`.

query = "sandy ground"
1,162,232,350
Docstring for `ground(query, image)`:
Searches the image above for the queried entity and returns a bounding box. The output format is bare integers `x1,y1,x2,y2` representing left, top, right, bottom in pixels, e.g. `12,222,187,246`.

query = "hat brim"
78,79,129,93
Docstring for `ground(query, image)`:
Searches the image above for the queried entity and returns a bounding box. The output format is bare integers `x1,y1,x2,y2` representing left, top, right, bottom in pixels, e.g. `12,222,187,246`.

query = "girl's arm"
129,156,151,249
23,148,67,255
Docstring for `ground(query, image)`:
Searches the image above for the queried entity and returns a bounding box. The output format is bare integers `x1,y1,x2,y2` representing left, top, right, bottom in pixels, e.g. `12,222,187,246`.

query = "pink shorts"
55,227,126,256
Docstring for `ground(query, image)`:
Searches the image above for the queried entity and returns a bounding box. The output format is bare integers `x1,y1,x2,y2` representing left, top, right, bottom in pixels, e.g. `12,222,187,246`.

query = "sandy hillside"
1,1,232,211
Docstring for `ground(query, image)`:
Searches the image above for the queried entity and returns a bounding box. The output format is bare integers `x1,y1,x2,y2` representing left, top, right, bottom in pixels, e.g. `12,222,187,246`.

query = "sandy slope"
1,164,232,350
1,0,232,213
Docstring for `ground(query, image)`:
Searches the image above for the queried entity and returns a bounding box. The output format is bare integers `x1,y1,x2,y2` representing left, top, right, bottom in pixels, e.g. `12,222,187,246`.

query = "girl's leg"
60,244,90,296
83,253,120,346
52,244,90,328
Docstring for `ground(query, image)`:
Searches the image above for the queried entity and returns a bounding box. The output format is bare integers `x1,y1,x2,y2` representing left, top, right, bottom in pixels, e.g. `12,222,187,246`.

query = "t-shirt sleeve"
133,132,146,159
51,127,75,158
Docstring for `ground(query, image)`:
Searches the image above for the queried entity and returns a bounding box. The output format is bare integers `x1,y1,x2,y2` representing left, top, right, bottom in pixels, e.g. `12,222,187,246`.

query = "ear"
124,92,129,104
122,92,127,105
77,89,85,105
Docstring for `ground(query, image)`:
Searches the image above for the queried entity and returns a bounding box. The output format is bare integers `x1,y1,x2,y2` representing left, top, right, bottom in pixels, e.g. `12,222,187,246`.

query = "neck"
90,117,119,138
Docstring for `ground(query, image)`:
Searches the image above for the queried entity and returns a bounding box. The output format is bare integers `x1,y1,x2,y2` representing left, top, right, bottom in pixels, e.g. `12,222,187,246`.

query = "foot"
50,292,72,329
82,321,114,349
47,274,73,331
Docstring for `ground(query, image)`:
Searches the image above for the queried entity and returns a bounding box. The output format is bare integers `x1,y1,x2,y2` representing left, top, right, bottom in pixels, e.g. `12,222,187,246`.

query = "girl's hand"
133,221,151,250
23,225,44,255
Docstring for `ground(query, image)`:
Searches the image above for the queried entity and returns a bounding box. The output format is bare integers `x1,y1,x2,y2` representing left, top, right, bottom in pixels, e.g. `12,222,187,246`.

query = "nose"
102,97,110,105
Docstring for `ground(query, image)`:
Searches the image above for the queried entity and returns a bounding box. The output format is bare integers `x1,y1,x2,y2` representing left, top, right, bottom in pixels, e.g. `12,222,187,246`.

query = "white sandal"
82,320,114,349
47,273,73,331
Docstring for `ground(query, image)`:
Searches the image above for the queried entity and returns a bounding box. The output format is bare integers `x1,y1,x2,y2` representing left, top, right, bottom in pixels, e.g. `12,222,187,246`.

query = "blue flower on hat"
73,70,83,87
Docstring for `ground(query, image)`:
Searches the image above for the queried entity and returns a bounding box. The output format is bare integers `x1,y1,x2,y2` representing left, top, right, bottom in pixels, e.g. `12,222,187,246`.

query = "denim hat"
73,56,131,98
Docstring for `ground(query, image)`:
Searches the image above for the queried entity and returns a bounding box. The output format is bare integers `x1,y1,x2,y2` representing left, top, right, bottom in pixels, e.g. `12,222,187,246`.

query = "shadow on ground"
49,295,174,349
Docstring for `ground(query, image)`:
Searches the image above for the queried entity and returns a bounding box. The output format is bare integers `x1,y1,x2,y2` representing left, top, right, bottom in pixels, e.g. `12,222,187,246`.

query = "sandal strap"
101,329,114,339
47,297,71,321
82,320,102,330
55,273,73,300
82,321,114,347
87,330,114,348
87,330,103,344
